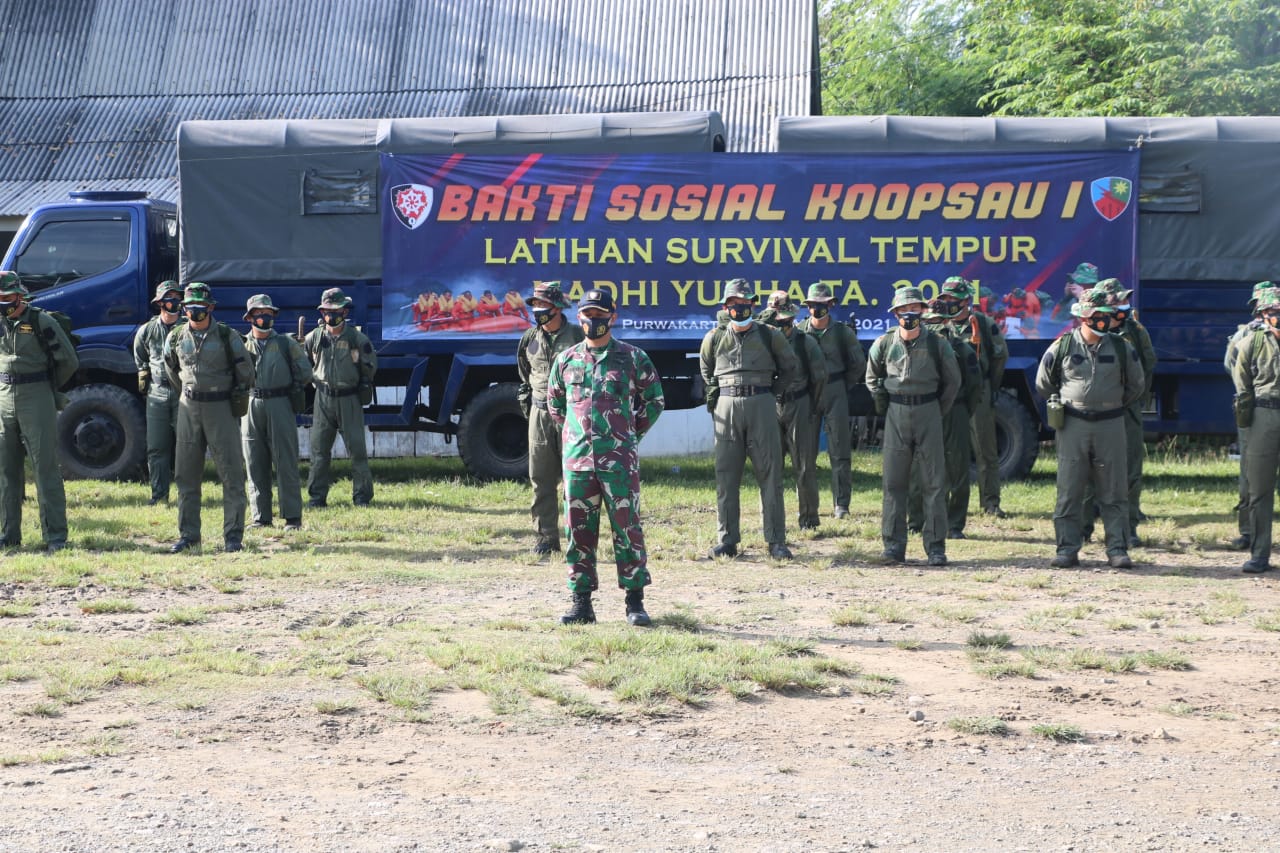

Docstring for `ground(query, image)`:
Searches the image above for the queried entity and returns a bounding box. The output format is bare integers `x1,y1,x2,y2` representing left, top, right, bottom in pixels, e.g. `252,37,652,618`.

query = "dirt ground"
2,530,1279,853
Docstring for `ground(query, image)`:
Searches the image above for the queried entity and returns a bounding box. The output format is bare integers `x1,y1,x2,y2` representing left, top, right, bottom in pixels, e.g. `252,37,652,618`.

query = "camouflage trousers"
563,467,650,593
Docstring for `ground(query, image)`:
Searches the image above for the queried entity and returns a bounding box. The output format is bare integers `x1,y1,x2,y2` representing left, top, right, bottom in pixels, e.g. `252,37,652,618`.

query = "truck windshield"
12,219,131,292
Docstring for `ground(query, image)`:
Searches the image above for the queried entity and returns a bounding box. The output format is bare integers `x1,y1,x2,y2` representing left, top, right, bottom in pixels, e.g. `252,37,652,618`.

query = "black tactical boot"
560,590,596,625
625,589,651,627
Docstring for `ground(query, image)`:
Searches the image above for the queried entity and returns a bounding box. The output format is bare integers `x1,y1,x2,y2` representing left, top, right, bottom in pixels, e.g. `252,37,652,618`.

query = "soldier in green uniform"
547,289,665,625
1035,290,1145,569
1230,288,1280,574
305,288,378,508
938,276,1008,517
133,281,183,505
907,300,982,539
700,278,800,560
163,283,255,553
242,295,312,531
758,291,827,530
1224,281,1277,551
866,287,960,566
516,281,585,554
797,282,867,519
0,271,79,553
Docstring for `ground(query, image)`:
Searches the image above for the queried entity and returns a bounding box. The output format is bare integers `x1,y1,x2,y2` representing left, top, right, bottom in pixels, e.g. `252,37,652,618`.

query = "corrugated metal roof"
0,0,817,216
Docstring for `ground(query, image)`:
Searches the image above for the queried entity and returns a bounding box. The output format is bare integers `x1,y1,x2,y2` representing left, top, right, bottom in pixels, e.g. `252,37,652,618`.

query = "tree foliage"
820,0,1280,116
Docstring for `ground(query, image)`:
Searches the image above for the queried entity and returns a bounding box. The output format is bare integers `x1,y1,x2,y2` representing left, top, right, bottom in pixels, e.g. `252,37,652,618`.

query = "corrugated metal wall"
0,0,818,215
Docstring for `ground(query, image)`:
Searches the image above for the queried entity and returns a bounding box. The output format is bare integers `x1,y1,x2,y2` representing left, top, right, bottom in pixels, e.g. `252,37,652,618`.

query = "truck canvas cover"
177,112,726,283
775,115,1280,284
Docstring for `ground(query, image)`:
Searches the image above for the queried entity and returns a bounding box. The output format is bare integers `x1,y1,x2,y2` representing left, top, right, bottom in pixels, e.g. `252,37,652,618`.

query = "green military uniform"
1035,290,1145,567
241,295,312,528
908,307,981,536
759,293,827,530
163,283,256,551
305,288,378,507
797,283,866,517
516,282,585,553
700,279,800,558
1225,320,1261,546
0,271,79,551
866,287,960,565
1231,288,1280,573
132,281,183,503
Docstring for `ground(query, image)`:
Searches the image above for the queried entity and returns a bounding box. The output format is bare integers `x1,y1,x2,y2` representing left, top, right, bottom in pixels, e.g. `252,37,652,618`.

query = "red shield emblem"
391,183,433,230
1091,177,1132,221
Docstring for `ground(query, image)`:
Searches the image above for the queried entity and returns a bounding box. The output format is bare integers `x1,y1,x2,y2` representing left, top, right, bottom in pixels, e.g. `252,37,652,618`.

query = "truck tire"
56,383,148,480
457,382,528,481
994,392,1039,482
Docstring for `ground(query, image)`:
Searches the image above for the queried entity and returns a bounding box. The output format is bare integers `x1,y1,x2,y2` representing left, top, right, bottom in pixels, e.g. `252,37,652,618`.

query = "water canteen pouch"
230,386,250,418
1046,394,1066,430
1233,392,1254,429
289,384,307,415
358,378,374,406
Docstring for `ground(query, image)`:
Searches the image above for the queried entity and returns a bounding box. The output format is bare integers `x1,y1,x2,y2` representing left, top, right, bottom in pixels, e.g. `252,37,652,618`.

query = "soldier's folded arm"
228,330,256,389
937,338,960,416
1034,347,1058,400
632,353,665,440
1122,340,1145,407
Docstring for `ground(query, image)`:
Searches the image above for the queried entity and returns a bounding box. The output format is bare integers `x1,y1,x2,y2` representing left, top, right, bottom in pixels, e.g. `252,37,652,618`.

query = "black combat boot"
625,589,651,627
560,590,596,625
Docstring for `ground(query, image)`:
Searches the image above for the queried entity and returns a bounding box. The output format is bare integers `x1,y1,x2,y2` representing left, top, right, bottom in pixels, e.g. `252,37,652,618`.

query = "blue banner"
381,150,1139,341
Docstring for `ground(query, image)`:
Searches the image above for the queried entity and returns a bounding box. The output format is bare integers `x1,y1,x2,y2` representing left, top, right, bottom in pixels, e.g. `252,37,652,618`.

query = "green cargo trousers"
243,396,302,524
0,384,67,547
1054,413,1128,557
145,389,178,502
307,390,372,505
779,394,820,528
1243,406,1280,566
1125,401,1145,531
908,401,972,533
175,398,246,544
808,383,852,510
713,392,786,547
528,405,563,547
970,389,1001,510
1235,426,1251,536
883,399,947,557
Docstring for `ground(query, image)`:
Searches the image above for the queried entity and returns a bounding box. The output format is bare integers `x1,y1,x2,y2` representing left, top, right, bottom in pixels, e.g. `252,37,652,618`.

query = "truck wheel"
994,392,1039,481
57,384,147,480
457,383,527,481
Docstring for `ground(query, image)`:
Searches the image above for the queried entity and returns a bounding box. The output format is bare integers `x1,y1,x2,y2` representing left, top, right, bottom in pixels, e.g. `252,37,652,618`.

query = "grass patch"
1254,612,1280,632
1138,650,1193,671
1031,722,1085,743
155,607,210,626
1065,648,1137,673
893,638,923,651
966,631,1012,649
314,699,360,715
946,716,1011,736
1159,701,1196,717
17,701,63,718
832,607,873,627
0,600,37,618
78,598,140,615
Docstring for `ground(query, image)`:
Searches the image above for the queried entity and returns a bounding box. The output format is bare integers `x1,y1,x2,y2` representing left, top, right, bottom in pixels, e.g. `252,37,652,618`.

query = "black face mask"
533,308,554,326
898,312,922,330
185,306,209,323
251,314,275,330
808,305,830,320
582,315,612,340
0,299,21,318
1086,317,1111,334
159,298,182,314
1113,308,1130,323
777,319,794,331
322,311,345,327
727,304,753,322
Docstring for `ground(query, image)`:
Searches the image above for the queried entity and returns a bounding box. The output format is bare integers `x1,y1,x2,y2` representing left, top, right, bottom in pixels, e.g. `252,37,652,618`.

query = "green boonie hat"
152,280,181,303
766,291,796,320
244,294,278,317
940,275,973,301
1248,280,1278,309
0,270,28,297
922,307,947,323
722,278,757,304
1070,262,1099,285
318,287,352,310
183,282,215,306
1072,288,1116,319
890,286,926,312
525,281,571,309
1254,289,1280,311
1094,277,1133,303
803,282,835,304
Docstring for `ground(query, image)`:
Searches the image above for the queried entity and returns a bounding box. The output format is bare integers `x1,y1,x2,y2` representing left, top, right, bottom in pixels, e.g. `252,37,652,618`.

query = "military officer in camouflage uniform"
163,283,255,553
1230,288,1280,574
242,295,312,531
938,276,1008,516
547,289,665,625
866,287,960,566
797,282,867,519
0,271,79,553
517,281,585,554
1035,290,1144,569
133,281,183,505
759,291,827,530
907,300,981,538
305,288,378,508
700,278,800,560
1224,280,1277,551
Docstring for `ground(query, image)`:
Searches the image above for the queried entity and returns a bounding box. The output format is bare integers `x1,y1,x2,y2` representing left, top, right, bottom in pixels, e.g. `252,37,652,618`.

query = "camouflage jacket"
546,338,665,473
